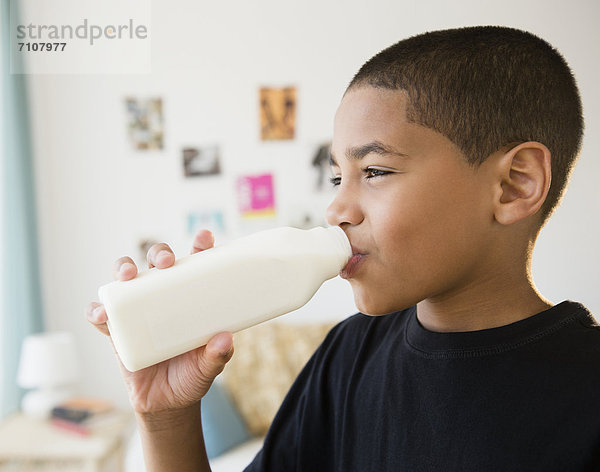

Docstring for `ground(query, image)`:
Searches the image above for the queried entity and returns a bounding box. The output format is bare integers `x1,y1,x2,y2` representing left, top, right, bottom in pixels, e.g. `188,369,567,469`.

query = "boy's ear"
492,141,551,225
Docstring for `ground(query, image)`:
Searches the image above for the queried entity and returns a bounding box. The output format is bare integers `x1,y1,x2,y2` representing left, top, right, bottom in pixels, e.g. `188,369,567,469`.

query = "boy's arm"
136,404,211,472
85,230,231,472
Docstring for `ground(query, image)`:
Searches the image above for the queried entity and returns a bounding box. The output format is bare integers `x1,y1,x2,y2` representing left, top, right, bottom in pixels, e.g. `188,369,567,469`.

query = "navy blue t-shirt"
245,301,600,471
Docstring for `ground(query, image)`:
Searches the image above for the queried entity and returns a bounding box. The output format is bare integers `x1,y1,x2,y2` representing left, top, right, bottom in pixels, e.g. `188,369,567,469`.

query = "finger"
113,256,138,281
146,243,175,269
85,302,110,336
190,230,215,254
85,304,132,375
206,332,234,358
197,332,234,380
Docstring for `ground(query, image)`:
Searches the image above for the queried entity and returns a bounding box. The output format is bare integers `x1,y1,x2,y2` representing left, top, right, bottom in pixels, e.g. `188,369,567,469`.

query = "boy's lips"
340,244,367,279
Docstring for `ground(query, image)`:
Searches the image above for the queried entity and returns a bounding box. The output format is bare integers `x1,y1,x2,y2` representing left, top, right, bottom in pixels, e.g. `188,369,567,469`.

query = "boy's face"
327,86,498,316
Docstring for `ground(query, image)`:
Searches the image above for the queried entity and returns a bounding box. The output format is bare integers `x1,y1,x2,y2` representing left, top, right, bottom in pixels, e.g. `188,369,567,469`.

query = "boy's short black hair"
348,26,584,223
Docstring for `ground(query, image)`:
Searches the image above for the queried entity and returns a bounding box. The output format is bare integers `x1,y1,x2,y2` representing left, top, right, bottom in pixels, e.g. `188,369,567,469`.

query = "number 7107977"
18,42,67,52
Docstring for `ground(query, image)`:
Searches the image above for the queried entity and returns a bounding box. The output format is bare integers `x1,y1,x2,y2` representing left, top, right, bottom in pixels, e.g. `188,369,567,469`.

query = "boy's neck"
416,274,552,333
415,226,553,333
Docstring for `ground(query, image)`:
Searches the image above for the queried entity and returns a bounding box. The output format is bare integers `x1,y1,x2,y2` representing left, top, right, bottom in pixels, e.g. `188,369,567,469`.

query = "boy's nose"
325,188,364,227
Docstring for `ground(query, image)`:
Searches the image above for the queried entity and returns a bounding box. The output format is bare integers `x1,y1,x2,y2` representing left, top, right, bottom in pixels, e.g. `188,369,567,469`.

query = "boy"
87,26,600,470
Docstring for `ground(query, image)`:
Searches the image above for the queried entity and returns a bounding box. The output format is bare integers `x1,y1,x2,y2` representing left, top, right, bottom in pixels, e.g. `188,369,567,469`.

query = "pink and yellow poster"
237,173,276,219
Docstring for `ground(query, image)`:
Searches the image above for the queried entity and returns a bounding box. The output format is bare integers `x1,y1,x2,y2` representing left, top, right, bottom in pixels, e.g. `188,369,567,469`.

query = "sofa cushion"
202,381,251,458
222,322,335,436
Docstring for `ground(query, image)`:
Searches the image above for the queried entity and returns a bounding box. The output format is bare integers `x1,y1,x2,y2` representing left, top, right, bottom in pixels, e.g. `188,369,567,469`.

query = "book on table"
50,397,121,436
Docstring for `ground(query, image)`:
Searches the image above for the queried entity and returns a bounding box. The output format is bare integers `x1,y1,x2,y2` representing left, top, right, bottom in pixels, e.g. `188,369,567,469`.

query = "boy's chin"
354,294,410,317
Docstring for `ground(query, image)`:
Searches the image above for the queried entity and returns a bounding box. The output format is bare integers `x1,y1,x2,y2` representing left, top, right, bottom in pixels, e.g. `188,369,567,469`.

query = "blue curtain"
1,0,45,419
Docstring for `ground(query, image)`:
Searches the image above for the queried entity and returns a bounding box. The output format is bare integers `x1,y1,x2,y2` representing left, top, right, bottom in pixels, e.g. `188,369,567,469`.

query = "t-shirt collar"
405,300,589,357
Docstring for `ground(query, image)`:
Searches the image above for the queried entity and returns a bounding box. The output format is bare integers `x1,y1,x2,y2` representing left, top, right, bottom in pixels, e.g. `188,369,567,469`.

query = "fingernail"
119,263,132,275
92,306,104,321
214,336,232,357
219,343,232,356
157,250,172,262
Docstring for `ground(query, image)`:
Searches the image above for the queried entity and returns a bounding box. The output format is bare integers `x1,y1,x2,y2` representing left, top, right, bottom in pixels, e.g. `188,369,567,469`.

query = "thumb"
199,332,234,381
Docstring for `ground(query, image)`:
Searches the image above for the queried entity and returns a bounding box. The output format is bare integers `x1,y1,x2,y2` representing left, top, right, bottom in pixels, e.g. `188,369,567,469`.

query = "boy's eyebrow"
329,141,409,166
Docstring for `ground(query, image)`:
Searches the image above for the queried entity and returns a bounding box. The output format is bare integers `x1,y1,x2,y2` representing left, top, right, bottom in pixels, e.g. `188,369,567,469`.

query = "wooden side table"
0,412,134,472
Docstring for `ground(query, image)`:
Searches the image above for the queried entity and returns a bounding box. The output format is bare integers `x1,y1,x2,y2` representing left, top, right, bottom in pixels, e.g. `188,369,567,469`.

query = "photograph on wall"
311,141,333,192
187,209,226,238
182,145,222,177
237,173,276,219
259,86,296,141
124,97,164,150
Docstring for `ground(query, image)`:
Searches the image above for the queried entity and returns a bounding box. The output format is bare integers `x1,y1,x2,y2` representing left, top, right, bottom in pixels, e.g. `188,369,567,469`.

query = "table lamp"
17,331,80,418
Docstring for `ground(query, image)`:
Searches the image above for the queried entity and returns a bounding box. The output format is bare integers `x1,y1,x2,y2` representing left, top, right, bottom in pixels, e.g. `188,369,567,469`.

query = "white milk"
98,226,352,371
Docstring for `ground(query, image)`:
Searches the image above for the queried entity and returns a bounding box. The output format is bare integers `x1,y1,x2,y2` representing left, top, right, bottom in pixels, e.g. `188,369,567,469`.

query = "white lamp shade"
17,331,79,388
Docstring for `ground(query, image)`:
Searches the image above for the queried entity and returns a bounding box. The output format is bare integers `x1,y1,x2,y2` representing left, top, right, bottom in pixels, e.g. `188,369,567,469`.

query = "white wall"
25,0,600,406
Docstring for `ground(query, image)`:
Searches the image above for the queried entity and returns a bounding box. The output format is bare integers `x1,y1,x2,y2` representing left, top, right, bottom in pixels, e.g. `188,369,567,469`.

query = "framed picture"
124,97,164,150
311,141,333,192
187,210,226,238
182,145,222,177
237,173,276,219
259,87,296,140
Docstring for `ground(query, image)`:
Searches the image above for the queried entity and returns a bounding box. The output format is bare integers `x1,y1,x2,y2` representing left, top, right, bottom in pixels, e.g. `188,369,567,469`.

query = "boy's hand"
85,229,234,416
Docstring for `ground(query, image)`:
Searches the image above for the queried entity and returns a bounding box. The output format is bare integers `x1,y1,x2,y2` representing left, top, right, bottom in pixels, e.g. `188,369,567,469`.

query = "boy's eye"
364,167,391,179
329,167,395,187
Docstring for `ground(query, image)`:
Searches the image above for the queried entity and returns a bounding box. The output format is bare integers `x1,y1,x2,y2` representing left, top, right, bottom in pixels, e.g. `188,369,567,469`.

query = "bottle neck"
324,226,352,260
